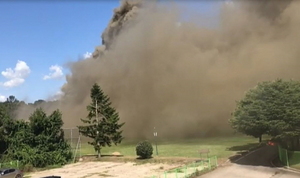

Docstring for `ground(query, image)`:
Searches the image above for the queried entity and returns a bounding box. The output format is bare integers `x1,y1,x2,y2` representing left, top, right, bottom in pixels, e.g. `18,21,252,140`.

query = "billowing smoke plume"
18,0,300,138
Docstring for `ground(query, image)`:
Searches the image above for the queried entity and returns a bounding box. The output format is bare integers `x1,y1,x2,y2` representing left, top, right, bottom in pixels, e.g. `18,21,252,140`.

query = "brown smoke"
18,0,300,139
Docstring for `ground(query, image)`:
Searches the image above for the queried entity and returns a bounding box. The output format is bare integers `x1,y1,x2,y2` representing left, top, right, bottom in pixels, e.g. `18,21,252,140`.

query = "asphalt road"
199,145,300,178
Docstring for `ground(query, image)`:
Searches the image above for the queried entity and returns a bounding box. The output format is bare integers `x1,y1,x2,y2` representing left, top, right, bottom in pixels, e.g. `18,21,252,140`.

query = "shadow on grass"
85,154,124,157
136,156,153,160
227,143,260,152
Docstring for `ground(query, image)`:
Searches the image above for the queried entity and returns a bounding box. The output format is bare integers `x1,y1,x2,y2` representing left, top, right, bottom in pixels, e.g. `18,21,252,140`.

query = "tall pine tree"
78,83,124,157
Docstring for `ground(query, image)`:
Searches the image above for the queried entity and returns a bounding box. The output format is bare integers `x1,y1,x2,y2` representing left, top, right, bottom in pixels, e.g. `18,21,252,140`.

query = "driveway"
199,145,300,178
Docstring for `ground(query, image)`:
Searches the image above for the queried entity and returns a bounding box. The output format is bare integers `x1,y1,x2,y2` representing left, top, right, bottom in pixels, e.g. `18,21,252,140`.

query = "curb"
270,156,300,174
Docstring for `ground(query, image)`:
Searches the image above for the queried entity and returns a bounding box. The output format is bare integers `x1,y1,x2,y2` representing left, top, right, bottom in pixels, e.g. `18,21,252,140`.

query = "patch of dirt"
27,161,181,178
79,155,201,164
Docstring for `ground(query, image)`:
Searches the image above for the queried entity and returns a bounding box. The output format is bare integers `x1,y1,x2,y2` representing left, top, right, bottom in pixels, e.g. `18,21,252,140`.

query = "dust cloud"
18,0,300,139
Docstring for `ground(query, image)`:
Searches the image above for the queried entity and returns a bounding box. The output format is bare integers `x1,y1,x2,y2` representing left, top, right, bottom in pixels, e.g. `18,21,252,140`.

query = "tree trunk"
296,136,300,150
259,135,262,143
97,150,101,158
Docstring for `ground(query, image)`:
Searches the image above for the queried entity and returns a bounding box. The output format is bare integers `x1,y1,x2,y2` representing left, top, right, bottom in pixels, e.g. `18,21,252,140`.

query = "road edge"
270,155,300,174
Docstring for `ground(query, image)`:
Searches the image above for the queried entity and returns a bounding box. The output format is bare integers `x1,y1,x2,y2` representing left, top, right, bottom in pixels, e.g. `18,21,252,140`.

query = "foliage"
0,95,22,155
230,79,300,150
3,95,20,120
1,107,72,167
230,83,270,142
33,99,45,106
136,140,153,159
78,83,125,158
0,96,72,167
0,103,10,154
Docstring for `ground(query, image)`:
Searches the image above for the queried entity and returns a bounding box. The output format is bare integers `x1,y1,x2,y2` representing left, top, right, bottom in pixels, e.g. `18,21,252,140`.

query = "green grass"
291,164,300,169
78,135,265,160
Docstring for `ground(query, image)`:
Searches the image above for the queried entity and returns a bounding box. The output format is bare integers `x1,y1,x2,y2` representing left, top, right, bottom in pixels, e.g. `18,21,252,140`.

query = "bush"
136,140,153,159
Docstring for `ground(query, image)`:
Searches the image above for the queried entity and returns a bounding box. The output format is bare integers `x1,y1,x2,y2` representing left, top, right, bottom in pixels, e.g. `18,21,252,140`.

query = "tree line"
4,78,299,168
0,101,72,168
0,83,124,168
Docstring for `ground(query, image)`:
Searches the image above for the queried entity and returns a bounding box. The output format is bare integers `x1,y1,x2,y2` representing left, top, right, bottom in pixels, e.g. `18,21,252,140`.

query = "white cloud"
83,52,92,59
43,65,64,80
1,60,31,88
0,95,6,102
3,78,25,88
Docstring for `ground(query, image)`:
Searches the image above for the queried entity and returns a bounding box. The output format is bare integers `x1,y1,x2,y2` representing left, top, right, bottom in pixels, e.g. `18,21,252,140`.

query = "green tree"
4,108,72,167
78,83,124,158
0,103,10,155
230,84,270,143
230,79,300,149
29,108,72,167
33,99,45,106
3,95,20,119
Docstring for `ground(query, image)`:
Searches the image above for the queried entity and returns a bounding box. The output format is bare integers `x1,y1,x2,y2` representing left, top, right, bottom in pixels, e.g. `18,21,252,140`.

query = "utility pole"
95,99,100,158
71,128,73,150
154,127,158,155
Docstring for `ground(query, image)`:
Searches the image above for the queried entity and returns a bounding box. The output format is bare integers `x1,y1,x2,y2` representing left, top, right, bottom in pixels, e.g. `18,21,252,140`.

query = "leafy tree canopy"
230,79,300,150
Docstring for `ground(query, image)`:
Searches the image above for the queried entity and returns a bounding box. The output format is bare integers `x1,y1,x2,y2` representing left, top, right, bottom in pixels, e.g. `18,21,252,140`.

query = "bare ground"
28,146,295,178
27,161,182,178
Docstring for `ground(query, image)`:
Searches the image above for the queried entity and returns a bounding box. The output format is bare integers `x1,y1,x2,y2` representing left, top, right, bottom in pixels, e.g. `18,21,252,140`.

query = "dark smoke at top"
101,0,142,49
17,0,300,139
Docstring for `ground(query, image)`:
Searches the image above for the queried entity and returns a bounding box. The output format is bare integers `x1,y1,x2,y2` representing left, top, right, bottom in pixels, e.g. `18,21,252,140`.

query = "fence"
63,127,82,162
278,146,300,167
149,156,218,178
0,160,19,169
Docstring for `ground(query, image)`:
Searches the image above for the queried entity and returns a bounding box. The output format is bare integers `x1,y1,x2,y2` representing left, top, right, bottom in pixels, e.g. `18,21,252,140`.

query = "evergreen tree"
78,83,124,158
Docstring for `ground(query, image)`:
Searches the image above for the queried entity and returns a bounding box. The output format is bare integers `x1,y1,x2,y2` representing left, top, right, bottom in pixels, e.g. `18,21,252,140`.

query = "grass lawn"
78,135,266,160
291,164,300,169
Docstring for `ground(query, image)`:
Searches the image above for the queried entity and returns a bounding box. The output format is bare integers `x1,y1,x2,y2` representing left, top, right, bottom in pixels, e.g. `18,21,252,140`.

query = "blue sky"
0,0,221,103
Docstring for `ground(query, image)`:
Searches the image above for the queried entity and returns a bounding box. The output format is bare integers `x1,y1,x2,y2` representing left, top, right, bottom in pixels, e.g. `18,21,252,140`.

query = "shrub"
136,140,153,159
